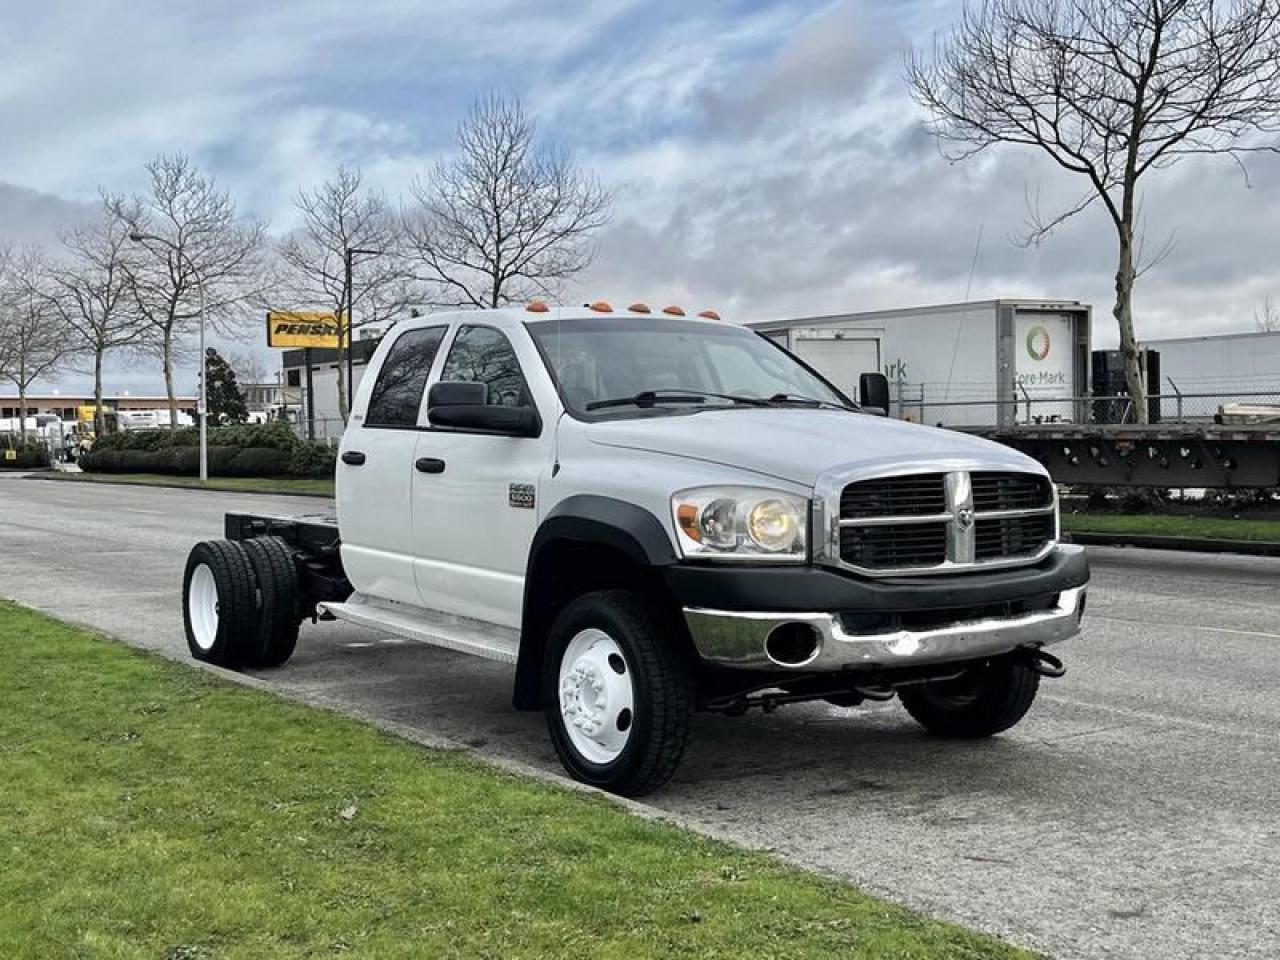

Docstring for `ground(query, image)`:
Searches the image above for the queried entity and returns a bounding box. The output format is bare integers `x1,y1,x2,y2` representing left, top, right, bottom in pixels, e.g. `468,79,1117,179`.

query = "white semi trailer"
750,299,1092,428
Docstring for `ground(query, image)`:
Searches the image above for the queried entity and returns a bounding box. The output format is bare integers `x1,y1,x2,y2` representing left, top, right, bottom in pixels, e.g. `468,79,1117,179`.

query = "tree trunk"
163,333,179,430
93,349,105,437
18,382,28,445
1112,223,1148,424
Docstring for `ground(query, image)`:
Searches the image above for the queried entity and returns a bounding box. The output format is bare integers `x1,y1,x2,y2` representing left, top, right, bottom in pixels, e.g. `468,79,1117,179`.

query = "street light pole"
129,232,208,483
343,246,384,422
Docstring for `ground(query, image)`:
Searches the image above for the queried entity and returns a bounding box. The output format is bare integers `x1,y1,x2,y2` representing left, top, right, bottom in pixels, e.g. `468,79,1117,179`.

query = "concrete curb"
1065,530,1280,557
29,472,334,500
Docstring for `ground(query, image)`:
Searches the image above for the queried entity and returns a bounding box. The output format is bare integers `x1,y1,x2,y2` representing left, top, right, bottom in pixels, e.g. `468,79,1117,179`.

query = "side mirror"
859,372,890,417
428,381,488,408
427,381,541,437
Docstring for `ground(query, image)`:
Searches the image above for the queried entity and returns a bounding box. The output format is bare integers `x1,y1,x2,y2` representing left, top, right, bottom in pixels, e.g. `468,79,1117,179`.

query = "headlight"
672,486,808,561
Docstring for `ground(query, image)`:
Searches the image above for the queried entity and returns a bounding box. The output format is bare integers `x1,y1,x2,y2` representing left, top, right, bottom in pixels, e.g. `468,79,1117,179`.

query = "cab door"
337,324,447,606
411,324,555,627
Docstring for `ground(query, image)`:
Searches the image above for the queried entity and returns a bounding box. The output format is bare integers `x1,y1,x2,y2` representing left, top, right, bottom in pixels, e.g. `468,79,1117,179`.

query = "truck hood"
584,409,1043,487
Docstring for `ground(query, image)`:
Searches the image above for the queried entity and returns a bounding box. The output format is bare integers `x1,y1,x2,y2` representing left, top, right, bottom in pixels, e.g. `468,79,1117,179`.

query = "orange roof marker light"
588,300,614,313
627,302,651,314
662,305,685,316
525,300,550,313
697,309,721,321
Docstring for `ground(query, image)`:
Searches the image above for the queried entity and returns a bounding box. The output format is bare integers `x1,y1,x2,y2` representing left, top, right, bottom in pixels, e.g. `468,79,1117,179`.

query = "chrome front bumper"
683,587,1085,671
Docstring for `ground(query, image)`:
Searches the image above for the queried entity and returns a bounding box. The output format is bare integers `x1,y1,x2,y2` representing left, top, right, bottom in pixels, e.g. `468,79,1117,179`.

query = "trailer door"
1013,312,1076,423
790,335,881,401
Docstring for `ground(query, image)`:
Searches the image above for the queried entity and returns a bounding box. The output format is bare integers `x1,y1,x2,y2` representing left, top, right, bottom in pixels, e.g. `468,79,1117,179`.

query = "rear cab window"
365,326,447,427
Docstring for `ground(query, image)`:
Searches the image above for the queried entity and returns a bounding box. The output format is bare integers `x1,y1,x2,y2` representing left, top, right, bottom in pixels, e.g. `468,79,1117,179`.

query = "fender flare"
513,495,677,710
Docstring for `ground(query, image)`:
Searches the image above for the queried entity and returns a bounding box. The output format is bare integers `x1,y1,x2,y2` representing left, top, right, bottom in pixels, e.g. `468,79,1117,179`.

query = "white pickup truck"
182,303,1089,795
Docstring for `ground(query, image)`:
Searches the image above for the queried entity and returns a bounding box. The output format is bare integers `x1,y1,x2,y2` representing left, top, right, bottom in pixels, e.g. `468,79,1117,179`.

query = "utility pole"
343,246,384,420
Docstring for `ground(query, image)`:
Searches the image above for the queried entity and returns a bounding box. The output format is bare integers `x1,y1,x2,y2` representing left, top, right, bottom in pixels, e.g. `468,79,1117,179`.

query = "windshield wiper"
767,393,857,411
585,389,771,412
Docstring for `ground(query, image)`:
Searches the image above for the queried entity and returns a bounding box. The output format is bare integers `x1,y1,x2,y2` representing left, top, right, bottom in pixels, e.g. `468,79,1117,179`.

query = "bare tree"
225,349,268,385
40,197,147,436
110,154,267,428
1256,293,1280,332
0,249,72,441
405,93,612,311
276,166,415,421
908,0,1280,422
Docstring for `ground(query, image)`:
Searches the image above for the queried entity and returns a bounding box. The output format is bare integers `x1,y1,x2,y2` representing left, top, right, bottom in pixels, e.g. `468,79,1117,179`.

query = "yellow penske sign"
266,311,347,348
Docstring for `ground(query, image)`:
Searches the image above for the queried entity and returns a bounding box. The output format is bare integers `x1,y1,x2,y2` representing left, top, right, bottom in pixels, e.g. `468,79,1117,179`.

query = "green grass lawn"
42,471,334,497
0,601,1032,960
1062,511,1280,543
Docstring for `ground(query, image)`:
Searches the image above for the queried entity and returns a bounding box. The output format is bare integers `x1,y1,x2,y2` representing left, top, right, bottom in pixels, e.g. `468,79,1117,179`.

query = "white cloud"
4,0,1280,397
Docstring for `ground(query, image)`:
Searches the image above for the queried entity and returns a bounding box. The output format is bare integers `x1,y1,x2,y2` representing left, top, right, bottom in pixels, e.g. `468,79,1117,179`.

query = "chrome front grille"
971,472,1054,512
974,513,1056,561
840,474,946,518
835,470,1056,575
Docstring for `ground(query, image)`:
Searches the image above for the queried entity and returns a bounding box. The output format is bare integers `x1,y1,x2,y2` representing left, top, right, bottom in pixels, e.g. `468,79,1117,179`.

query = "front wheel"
543,590,694,797
897,657,1040,738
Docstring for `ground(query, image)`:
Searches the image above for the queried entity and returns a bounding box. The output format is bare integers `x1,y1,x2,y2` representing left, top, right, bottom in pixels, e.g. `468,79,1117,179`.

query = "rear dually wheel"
182,540,258,668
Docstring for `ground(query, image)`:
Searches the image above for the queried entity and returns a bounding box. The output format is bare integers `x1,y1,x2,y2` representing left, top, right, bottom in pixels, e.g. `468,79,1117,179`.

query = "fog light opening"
765,622,822,667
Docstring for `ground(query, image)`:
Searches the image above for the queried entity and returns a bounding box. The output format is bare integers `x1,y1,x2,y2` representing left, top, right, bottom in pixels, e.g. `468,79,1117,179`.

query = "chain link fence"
889,381,1280,428
292,419,347,444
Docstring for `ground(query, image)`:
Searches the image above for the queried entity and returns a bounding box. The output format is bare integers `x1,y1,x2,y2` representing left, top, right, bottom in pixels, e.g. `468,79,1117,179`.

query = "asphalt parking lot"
2,473,1277,959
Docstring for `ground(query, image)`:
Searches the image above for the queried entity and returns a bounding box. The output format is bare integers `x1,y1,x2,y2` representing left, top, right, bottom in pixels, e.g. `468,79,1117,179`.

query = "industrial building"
0,394,197,421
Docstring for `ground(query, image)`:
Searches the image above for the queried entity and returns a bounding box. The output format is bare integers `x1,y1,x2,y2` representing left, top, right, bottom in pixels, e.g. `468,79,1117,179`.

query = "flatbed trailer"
965,423,1280,488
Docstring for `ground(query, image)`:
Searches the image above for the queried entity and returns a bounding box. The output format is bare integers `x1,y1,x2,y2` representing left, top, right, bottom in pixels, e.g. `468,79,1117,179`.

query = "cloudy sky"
3,0,1278,396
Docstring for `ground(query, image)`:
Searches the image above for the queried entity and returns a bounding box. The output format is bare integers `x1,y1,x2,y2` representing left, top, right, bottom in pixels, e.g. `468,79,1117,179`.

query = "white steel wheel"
543,590,694,796
187,563,219,652
557,628,636,764
181,539,257,668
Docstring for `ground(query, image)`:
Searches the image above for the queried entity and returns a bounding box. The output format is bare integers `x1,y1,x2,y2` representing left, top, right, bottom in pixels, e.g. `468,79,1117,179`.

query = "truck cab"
184,303,1088,795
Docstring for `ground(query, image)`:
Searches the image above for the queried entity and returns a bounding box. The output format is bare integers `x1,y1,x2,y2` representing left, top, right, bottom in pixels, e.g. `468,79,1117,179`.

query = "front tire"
898,657,1040,738
543,590,694,797
182,540,258,668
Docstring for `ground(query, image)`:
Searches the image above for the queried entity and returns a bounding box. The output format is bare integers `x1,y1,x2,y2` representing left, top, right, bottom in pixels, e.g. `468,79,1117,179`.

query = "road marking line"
1042,694,1280,742
1090,613,1280,641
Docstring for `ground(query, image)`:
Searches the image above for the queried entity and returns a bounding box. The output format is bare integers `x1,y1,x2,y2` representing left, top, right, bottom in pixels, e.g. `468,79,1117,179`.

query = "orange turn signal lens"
662,305,685,316
676,503,701,541
525,300,550,313
627,302,651,313
588,300,613,313
697,309,721,321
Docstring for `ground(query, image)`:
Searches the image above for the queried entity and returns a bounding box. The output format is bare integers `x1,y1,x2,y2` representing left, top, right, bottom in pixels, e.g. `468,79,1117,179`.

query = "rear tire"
240,536,301,668
182,540,258,668
543,590,694,797
898,657,1040,738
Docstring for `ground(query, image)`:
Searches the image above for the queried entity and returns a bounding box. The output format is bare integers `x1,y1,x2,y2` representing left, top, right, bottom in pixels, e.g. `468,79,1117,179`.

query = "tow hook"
1017,646,1066,679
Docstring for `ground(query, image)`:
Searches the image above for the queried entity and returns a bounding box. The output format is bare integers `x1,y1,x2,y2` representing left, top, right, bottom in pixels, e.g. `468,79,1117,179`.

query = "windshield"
528,317,852,418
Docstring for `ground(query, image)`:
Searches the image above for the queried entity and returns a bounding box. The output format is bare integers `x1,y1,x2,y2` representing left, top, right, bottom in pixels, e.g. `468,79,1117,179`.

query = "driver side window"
439,326,532,408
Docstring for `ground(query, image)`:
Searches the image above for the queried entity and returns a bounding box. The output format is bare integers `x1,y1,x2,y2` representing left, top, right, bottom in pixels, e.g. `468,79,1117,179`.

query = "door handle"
341,450,366,466
415,457,446,474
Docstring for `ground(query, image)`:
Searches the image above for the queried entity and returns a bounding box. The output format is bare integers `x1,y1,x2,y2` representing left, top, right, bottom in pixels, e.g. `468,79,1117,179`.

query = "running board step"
318,594,520,665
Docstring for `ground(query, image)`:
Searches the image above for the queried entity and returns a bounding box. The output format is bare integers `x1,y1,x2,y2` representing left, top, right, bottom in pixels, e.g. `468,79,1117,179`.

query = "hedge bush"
0,441,49,469
288,442,337,478
80,422,334,480
93,421,298,454
228,447,292,476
